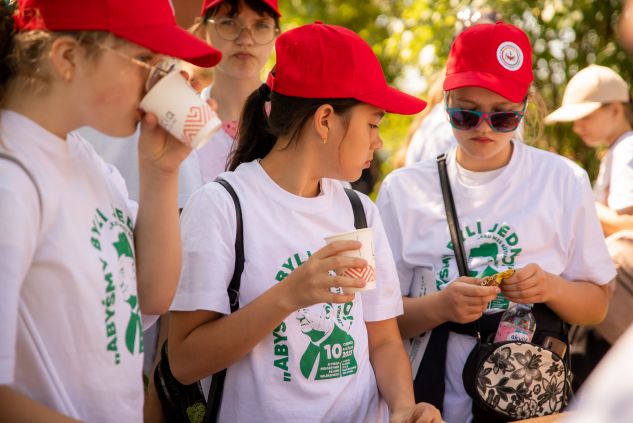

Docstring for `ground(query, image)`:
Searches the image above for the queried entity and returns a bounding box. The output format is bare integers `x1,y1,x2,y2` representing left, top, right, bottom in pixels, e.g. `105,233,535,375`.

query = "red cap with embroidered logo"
444,22,533,103
14,0,222,68
267,22,426,115
201,0,281,17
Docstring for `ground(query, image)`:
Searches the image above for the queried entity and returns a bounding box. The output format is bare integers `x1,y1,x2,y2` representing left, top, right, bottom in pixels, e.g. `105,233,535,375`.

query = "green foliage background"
278,0,632,187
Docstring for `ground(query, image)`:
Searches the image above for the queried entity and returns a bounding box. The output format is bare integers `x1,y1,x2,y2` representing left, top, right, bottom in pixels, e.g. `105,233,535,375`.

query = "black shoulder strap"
205,177,244,423
214,177,244,314
414,154,471,411
0,150,43,226
437,154,469,276
344,188,367,229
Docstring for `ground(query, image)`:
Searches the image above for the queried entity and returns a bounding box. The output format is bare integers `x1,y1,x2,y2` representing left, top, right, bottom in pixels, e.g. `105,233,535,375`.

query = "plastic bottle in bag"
494,302,536,343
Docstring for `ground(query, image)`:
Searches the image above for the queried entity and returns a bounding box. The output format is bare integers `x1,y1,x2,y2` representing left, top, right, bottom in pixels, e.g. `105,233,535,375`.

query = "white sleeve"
73,131,139,221
0,162,40,385
562,170,617,285
357,196,403,322
376,175,415,297
170,183,237,314
608,139,633,211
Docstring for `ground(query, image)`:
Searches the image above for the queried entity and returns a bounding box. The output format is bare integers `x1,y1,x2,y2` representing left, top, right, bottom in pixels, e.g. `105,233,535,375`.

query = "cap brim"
544,102,602,124
356,86,427,115
115,25,222,68
444,71,529,103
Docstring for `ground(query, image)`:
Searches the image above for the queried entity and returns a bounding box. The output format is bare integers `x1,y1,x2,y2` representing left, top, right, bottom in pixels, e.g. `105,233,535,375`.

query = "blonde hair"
0,3,111,105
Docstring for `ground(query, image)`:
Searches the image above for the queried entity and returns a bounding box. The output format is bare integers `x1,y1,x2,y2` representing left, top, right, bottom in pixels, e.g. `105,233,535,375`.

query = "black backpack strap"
214,177,244,313
344,188,367,230
204,177,244,423
0,150,42,227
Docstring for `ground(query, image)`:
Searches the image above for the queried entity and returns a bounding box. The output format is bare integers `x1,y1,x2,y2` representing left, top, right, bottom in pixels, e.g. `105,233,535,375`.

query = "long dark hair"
228,85,361,171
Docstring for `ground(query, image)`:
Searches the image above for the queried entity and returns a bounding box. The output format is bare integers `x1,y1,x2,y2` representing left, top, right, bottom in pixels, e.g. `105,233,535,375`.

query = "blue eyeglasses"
446,104,526,133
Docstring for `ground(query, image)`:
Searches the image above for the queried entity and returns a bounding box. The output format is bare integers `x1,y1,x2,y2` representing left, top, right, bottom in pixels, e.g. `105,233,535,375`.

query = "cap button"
314,20,323,24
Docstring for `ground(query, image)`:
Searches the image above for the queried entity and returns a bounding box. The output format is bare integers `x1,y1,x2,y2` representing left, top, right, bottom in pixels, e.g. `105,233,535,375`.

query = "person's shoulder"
523,144,588,181
190,176,236,206
382,158,439,192
613,131,633,153
387,158,438,181
68,131,107,163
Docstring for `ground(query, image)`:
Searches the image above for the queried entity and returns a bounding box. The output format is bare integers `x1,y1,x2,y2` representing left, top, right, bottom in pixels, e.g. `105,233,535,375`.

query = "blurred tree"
279,0,633,186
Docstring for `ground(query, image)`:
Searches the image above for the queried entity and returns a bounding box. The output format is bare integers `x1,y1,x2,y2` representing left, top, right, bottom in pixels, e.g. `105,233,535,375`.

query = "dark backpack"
153,180,367,423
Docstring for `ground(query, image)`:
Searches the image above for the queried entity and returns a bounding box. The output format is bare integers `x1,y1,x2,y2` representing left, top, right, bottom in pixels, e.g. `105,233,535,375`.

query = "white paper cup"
139,71,221,149
324,228,376,293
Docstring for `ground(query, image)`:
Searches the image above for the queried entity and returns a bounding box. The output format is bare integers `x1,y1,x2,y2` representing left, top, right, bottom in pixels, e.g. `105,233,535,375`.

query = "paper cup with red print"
324,228,376,294
139,71,221,149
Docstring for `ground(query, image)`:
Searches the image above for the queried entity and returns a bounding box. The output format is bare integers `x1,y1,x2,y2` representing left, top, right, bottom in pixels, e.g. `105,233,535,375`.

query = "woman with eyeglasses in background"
0,0,220,421
377,22,615,423
178,0,280,206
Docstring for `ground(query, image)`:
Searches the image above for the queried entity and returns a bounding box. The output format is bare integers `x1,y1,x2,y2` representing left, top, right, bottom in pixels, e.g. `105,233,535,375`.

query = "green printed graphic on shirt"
114,231,134,259
272,251,358,382
296,302,357,380
90,206,141,365
437,220,522,310
272,251,313,383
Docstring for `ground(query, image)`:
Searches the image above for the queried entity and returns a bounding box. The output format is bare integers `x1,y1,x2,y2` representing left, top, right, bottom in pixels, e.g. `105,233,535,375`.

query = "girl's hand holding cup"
138,67,221,174
280,241,368,312
324,228,377,294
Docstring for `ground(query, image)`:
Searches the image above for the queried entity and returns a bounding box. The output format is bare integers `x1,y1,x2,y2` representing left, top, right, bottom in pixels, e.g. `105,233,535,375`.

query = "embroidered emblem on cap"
496,41,523,71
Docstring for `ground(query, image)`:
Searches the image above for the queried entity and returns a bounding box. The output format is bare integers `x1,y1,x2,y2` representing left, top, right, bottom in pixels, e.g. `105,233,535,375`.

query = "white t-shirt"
172,160,403,423
563,321,633,423
594,131,633,211
0,111,145,422
178,85,237,206
197,128,235,184
405,103,457,166
80,125,207,209
377,141,616,423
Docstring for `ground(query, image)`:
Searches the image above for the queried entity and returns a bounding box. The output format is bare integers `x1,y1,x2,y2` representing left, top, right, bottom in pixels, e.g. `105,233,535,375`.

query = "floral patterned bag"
463,339,572,420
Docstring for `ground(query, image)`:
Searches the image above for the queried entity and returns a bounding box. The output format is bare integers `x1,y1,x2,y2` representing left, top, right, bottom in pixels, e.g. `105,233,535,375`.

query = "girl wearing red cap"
168,22,440,423
377,22,615,423
0,0,220,421
178,0,280,206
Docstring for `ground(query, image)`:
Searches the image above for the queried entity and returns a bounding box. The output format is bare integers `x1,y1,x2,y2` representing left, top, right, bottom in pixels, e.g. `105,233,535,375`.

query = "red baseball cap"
267,22,426,115
14,0,222,68
444,22,533,103
201,0,281,17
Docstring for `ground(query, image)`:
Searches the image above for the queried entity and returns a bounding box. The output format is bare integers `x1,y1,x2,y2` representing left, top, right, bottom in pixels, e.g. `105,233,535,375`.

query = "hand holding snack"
440,277,500,324
500,264,555,304
480,269,515,287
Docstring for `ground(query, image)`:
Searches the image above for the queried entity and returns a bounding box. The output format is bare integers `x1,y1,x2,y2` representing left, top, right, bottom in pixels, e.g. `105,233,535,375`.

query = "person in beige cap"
545,65,633,235
546,64,633,389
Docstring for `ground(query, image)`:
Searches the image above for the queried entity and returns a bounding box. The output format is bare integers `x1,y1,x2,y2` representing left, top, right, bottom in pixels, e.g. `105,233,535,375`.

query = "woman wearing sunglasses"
0,0,220,421
178,0,280,207
377,22,615,423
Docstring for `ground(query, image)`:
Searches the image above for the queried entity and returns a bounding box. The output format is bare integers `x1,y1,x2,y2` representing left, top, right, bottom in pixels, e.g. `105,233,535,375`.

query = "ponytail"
229,84,276,171
229,87,361,171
